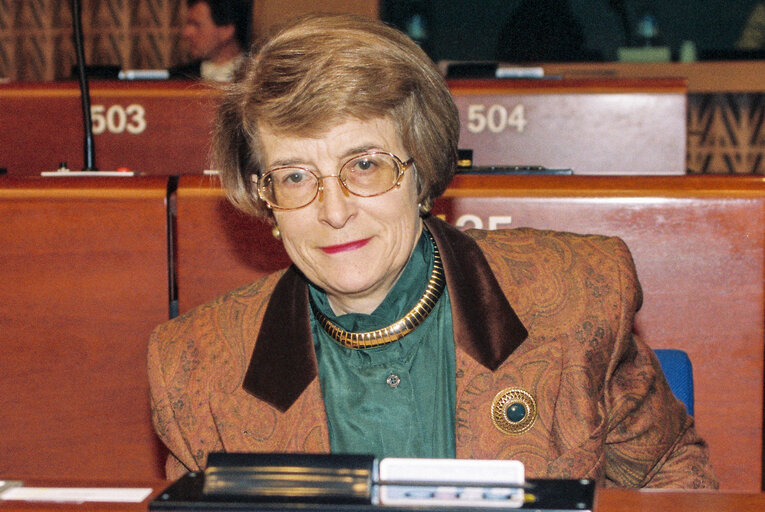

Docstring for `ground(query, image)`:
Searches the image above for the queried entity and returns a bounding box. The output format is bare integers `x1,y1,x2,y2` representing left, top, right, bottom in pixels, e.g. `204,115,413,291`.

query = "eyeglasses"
254,151,414,210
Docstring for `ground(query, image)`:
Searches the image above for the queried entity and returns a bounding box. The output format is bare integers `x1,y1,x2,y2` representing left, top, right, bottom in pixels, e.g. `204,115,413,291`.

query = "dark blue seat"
654,349,694,416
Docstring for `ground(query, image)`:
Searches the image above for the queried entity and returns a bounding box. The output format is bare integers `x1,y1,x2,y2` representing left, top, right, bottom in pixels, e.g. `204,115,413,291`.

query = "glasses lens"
340,153,401,197
260,167,318,209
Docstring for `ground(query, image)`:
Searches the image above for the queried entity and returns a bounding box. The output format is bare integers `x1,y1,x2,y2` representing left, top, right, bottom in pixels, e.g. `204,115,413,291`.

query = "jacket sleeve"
602,238,718,489
147,323,203,479
146,273,284,480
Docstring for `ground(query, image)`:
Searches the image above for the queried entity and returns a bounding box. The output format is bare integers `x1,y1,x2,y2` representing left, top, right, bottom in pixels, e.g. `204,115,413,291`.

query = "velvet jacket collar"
242,216,528,412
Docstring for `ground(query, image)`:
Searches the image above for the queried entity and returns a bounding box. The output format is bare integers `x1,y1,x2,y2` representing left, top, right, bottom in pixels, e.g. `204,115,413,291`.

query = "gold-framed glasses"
255,151,414,210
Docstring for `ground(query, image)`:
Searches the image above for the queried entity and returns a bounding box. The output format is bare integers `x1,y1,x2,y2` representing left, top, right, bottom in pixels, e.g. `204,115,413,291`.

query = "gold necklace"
310,230,445,349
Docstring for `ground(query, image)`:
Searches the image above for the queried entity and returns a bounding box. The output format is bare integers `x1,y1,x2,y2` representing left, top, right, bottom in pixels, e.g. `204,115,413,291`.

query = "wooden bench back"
174,174,765,491
0,177,169,480
432,174,765,491
2,174,761,490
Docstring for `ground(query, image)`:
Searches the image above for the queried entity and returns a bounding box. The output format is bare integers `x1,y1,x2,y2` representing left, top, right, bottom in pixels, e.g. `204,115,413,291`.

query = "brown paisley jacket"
148,216,717,488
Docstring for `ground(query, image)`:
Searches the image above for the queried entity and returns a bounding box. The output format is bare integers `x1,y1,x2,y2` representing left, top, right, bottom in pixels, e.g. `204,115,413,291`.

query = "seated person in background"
737,2,765,50
170,0,251,81
148,13,718,489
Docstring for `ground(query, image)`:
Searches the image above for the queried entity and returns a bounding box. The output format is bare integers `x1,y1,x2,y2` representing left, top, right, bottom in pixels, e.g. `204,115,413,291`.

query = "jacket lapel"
242,266,317,412
242,216,528,412
425,216,528,369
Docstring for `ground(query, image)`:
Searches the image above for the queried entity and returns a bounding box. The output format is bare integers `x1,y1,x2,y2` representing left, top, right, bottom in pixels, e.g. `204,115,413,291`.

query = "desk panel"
0,81,217,176
541,62,765,176
0,176,170,479
174,174,765,491
2,78,685,178
449,78,687,174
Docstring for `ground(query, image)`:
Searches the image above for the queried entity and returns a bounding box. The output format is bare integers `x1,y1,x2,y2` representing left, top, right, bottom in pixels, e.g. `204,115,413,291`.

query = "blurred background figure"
495,0,601,62
171,0,253,81
737,2,765,49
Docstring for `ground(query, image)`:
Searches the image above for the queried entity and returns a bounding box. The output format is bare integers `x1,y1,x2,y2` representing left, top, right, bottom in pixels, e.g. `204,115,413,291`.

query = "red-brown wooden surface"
543,60,765,93
593,488,765,512
0,81,218,176
174,175,291,313
1,482,765,512
2,78,685,177
0,176,170,480
448,78,687,174
433,174,765,492
174,174,765,491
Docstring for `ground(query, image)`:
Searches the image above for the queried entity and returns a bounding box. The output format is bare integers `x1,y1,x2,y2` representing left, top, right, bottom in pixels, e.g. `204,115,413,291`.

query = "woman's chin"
324,277,379,299
320,275,393,312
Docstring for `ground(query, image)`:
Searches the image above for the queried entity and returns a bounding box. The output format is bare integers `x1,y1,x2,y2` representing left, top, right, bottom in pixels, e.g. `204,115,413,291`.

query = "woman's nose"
316,176,354,228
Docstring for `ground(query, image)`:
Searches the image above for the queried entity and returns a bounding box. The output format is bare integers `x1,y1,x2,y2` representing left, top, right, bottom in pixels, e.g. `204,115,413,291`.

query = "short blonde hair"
213,13,459,218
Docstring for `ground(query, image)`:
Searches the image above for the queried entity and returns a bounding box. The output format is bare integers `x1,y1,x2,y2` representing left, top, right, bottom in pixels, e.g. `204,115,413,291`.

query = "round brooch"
491,387,537,435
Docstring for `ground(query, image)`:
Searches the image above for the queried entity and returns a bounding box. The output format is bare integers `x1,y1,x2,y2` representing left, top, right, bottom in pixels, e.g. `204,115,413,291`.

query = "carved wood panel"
688,93,765,175
0,0,185,82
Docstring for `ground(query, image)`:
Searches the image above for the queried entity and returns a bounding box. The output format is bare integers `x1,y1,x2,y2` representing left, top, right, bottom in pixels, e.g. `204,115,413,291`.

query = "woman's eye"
277,169,311,186
353,158,378,172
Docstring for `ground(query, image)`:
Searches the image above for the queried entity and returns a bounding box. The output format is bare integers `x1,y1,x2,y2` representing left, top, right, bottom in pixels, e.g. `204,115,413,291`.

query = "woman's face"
259,117,422,315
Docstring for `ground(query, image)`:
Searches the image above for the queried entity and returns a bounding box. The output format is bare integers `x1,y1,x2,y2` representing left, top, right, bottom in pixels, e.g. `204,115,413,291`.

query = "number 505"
466,104,527,134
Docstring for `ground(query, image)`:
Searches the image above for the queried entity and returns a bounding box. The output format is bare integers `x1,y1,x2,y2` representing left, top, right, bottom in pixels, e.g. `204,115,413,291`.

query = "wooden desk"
0,176,170,480
541,61,765,175
174,174,765,491
0,81,217,176
543,61,765,94
594,488,765,512
1,482,765,512
2,78,686,177
448,78,687,175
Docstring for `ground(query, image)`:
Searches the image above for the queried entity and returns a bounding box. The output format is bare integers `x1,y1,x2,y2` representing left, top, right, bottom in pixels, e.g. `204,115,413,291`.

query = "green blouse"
309,231,456,459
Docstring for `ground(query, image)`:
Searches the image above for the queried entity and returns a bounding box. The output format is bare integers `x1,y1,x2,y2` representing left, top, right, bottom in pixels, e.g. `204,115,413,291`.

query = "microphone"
43,1,133,176
72,0,97,171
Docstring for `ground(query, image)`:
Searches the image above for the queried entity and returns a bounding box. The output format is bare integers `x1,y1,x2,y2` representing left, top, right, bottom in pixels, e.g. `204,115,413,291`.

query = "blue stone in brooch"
491,387,537,435
506,402,527,422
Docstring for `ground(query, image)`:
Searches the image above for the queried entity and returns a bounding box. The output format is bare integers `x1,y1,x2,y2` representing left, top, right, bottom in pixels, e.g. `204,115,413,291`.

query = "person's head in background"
183,0,252,64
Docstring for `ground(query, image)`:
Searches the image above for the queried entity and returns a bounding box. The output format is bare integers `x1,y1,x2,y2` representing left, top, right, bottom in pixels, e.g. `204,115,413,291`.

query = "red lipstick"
320,238,371,254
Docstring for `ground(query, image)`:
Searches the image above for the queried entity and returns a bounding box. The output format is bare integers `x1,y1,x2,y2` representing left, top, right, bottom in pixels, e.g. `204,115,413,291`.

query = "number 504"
466,104,527,134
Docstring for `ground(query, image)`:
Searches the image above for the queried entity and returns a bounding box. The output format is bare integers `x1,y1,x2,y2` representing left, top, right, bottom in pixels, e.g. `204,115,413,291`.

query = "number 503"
90,104,147,135
466,104,527,134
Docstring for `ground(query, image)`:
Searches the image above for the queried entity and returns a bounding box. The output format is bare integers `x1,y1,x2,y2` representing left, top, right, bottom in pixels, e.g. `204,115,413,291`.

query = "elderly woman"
148,13,717,488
